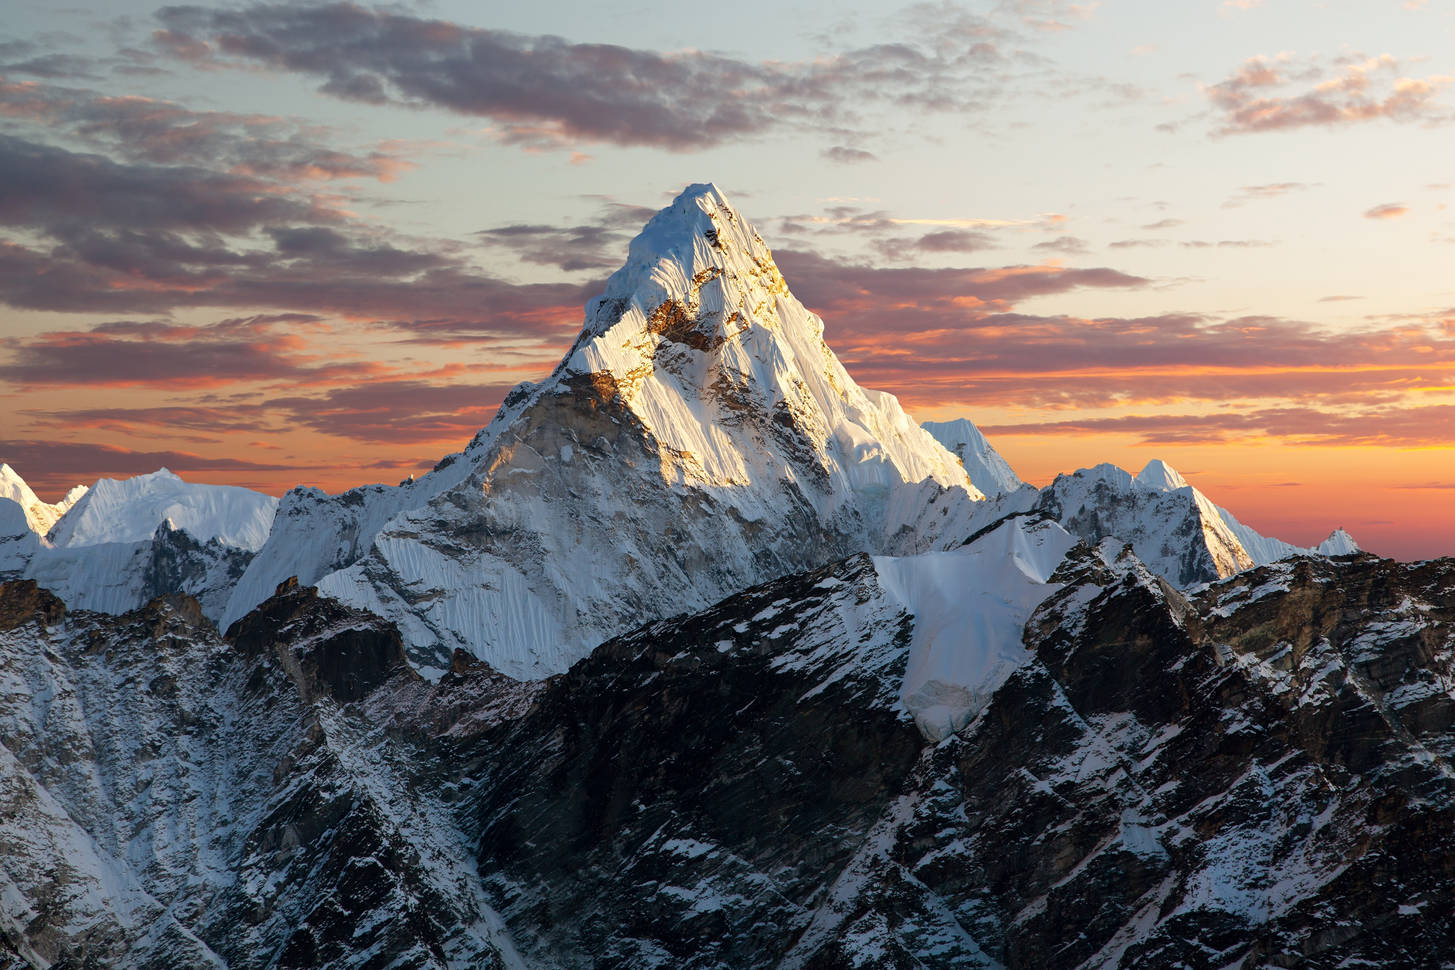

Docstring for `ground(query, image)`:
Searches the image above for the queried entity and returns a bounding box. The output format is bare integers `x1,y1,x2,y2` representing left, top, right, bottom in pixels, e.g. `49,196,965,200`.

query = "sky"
1,0,1453,560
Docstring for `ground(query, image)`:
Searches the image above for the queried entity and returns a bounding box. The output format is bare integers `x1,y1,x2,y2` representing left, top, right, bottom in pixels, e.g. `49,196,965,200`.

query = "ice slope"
220,416,517,630
922,418,1026,497
0,463,85,536
0,499,39,579
48,469,276,552
316,183,987,678
875,516,1075,740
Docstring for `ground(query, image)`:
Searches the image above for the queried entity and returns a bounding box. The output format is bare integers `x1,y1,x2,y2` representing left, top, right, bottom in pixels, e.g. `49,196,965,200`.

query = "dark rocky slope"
2,545,1454,967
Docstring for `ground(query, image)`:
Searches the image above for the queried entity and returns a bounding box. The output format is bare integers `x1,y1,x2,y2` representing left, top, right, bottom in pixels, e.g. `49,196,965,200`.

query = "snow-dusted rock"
1038,462,1253,586
1037,458,1358,587
3,516,1453,967
22,522,253,621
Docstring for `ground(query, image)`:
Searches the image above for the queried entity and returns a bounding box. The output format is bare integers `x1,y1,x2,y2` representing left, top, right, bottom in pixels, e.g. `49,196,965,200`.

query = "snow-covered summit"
288,183,987,677
1134,458,1190,493
1318,528,1359,556
48,468,277,552
1033,461,1244,586
922,418,1026,497
1063,457,1361,580
0,463,86,536
545,181,978,505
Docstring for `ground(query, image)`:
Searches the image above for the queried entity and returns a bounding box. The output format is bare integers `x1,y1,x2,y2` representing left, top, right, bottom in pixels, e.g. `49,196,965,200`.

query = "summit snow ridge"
48,469,277,552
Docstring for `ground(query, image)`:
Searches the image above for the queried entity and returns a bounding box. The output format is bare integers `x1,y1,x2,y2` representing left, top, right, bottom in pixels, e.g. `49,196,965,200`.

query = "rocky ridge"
3,534,1454,966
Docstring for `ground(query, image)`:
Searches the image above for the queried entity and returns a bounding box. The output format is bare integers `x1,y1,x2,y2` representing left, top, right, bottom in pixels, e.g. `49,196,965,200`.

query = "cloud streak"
0,78,411,181
979,403,1455,447
152,1,1009,150
1204,53,1452,135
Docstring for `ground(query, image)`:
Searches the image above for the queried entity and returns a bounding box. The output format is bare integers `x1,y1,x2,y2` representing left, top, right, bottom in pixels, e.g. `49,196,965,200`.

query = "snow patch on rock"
875,516,1075,740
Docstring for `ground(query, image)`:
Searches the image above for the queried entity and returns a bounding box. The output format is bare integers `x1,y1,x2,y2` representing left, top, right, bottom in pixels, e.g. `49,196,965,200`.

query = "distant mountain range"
6,184,1444,970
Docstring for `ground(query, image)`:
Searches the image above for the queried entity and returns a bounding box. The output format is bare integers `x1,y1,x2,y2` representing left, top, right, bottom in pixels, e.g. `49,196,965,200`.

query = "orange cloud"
1364,202,1410,219
1204,53,1453,135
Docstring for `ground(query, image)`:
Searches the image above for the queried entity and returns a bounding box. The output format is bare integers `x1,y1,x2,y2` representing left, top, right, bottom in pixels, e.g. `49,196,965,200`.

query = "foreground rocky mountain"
3,525,1453,967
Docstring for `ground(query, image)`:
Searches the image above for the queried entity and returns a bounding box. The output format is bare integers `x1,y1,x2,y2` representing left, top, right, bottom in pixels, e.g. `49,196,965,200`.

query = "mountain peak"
287,184,987,677
1135,459,1190,492
543,182,974,502
1318,527,1360,556
568,180,786,357
49,468,277,551
922,418,1027,498
0,461,85,536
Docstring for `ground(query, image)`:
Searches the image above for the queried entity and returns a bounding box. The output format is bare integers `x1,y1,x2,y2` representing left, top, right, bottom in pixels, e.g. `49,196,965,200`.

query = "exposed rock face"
0,581,521,969
5,546,1455,967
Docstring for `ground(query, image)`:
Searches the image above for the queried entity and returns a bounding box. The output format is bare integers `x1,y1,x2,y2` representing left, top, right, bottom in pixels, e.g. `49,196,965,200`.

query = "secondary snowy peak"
922,418,1026,497
310,183,989,678
1318,527,1360,556
1038,462,1254,586
1134,458,1189,493
0,463,85,536
48,468,278,552
1129,458,1361,567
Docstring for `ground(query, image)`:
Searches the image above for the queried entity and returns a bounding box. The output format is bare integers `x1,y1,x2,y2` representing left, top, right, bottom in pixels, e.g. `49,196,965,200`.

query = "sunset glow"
2,0,1453,560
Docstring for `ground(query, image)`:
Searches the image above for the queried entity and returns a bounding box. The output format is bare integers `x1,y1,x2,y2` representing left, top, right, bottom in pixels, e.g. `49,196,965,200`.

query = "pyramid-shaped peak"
621,182,769,269
567,182,802,368
1317,527,1360,556
1135,459,1190,492
626,182,769,289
